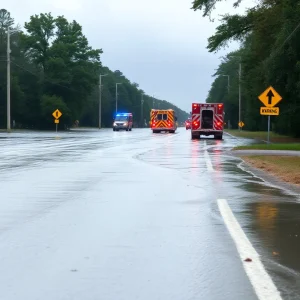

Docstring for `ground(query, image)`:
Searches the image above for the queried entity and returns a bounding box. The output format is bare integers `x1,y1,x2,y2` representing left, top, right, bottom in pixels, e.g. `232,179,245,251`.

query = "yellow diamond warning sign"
52,109,62,119
260,107,279,116
258,86,282,108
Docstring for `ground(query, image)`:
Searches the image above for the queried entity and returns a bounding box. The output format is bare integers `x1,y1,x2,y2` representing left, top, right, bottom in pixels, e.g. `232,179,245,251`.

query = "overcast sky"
6,0,254,112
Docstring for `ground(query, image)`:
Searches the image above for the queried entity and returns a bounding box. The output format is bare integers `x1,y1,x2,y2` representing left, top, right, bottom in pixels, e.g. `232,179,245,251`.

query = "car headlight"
113,122,117,126
123,122,128,126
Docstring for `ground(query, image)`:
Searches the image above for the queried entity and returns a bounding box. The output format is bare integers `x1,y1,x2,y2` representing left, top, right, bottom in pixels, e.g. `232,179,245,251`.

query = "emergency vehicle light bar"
116,113,132,116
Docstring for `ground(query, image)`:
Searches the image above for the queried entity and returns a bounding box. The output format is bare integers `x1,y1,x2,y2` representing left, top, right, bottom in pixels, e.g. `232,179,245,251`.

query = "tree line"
192,0,300,137
0,9,189,130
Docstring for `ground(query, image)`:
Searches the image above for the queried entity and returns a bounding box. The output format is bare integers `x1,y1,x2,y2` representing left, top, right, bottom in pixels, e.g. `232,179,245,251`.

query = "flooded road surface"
0,128,299,300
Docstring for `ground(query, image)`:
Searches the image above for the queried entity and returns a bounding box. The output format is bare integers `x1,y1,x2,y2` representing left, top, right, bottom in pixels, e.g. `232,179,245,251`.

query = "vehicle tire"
113,128,115,131
169,130,175,133
126,128,129,131
191,134,199,140
186,127,188,130
129,128,132,131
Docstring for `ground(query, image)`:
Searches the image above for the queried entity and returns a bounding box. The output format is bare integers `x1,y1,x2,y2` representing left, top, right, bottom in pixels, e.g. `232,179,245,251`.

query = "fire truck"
191,103,224,140
150,109,177,133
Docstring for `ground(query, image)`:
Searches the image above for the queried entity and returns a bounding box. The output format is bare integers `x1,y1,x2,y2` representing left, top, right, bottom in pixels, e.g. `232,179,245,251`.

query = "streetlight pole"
99,74,107,129
7,28,11,132
141,92,144,128
115,83,122,113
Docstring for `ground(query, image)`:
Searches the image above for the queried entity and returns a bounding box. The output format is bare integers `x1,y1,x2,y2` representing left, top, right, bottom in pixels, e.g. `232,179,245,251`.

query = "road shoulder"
234,155,300,195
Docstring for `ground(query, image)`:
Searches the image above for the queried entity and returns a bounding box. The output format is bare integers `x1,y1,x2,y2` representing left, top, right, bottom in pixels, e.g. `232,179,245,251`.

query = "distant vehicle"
185,118,191,130
191,103,224,140
150,109,177,133
113,113,133,131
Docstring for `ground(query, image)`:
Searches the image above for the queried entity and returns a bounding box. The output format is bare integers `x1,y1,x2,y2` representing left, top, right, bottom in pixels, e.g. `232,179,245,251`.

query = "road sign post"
52,109,62,133
258,86,282,144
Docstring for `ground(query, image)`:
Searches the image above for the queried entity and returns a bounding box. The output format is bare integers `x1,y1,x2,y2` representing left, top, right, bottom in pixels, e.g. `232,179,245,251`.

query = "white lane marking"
204,141,214,171
217,199,282,300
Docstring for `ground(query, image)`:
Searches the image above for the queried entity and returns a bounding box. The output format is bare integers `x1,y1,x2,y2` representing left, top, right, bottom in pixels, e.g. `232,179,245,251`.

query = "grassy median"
242,156,300,185
225,129,300,143
234,143,300,151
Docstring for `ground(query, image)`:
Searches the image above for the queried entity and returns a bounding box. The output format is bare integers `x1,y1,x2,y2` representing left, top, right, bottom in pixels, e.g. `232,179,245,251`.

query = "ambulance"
113,113,133,131
150,109,177,133
190,103,224,139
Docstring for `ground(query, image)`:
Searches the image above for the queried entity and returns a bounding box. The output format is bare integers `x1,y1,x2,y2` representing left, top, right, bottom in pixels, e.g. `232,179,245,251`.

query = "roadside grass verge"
234,143,300,151
225,130,300,143
242,156,300,185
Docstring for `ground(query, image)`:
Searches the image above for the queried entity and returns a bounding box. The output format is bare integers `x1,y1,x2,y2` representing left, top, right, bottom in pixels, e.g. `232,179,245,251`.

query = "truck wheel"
169,130,175,133
191,134,199,140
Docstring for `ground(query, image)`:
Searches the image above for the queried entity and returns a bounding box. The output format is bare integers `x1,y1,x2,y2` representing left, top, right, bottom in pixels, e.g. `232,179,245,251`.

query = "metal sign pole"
267,115,270,143
56,123,58,134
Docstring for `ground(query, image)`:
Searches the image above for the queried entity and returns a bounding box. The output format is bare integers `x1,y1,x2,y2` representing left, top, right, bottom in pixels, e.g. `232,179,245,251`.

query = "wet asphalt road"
0,128,299,300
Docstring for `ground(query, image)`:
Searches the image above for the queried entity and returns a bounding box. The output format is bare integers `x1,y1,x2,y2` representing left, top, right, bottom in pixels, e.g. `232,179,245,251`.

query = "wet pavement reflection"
0,128,299,299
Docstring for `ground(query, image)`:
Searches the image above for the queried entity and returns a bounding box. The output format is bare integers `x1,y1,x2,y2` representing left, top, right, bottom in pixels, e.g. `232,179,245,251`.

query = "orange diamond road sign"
52,109,62,119
238,121,244,128
258,86,282,107
260,107,279,116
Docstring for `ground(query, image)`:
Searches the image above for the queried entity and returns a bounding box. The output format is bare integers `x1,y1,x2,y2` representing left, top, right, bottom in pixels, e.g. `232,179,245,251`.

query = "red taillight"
192,121,199,129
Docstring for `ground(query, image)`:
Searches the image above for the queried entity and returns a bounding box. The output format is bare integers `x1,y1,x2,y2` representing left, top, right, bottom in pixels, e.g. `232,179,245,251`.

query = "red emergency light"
192,103,200,114
217,104,224,114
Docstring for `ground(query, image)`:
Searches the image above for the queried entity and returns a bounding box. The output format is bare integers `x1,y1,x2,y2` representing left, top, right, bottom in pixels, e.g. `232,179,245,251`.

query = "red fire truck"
191,103,224,140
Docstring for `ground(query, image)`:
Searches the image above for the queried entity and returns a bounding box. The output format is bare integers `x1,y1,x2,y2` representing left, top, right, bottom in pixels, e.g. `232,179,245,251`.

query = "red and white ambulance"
191,103,224,140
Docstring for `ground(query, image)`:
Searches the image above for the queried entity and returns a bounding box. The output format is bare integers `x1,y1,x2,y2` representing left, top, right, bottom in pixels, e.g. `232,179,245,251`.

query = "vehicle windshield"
115,115,128,121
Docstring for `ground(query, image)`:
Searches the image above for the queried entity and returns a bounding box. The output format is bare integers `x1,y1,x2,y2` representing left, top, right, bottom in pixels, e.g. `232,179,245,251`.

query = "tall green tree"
193,0,300,136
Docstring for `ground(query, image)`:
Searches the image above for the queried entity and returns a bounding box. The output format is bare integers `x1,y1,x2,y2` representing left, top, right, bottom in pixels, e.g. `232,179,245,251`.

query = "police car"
113,113,133,131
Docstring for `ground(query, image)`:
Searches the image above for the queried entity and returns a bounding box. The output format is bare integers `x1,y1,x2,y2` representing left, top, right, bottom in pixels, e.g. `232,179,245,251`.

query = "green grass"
225,129,300,143
234,143,300,151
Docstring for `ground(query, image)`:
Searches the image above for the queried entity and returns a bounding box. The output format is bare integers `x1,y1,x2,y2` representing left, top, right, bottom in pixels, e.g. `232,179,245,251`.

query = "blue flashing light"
116,112,132,116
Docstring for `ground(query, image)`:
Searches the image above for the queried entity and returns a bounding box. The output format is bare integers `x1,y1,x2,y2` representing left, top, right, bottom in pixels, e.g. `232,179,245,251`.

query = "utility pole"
141,93,144,128
238,60,242,131
116,83,121,113
6,27,20,132
227,55,242,130
99,74,107,129
7,28,11,132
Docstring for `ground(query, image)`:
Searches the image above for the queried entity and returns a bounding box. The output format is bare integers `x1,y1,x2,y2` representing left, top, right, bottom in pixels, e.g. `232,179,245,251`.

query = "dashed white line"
217,199,282,300
204,141,214,171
